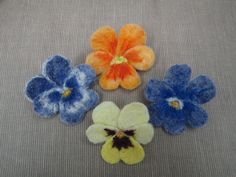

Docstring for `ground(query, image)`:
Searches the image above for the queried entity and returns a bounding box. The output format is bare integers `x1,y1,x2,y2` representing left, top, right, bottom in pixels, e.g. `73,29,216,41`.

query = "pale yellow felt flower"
86,102,154,165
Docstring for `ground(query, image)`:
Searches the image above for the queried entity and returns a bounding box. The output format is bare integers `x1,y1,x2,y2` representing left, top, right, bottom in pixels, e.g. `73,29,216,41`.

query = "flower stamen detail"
62,88,72,97
167,97,184,110
116,131,126,139
110,56,128,65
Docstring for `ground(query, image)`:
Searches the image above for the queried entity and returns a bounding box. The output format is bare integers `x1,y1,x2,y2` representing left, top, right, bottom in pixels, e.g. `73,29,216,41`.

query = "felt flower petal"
90,26,117,55
123,45,155,71
92,102,120,127
120,137,145,165
184,102,208,128
86,51,113,74
118,102,149,130
116,24,146,56
134,123,154,145
163,120,186,135
65,64,96,89
120,64,141,90
164,64,191,90
145,79,175,102
101,137,120,164
99,67,121,90
25,76,56,101
33,88,62,117
59,88,99,125
86,124,117,144
186,75,216,104
148,103,164,127
42,55,71,86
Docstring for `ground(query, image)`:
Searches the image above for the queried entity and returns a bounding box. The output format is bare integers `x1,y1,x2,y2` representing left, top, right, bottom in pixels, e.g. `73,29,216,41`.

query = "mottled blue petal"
33,88,62,117
163,120,186,135
145,79,175,102
25,76,56,101
42,55,71,86
148,103,164,127
59,88,99,125
184,101,208,128
64,64,96,89
186,75,216,104
164,64,191,90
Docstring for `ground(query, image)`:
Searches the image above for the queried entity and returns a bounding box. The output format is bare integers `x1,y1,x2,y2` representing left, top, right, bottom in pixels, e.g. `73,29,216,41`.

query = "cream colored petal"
134,123,154,145
92,101,120,127
86,124,117,144
118,102,149,129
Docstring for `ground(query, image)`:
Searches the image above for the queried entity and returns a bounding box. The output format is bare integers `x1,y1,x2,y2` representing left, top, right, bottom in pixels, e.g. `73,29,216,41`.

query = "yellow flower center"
116,131,126,139
62,89,72,97
110,56,128,65
169,100,181,109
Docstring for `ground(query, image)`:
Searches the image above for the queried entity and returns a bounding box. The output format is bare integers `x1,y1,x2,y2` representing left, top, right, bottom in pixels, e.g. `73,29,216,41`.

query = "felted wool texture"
25,55,99,125
86,102,154,165
85,24,155,90
145,64,216,135
1,0,235,176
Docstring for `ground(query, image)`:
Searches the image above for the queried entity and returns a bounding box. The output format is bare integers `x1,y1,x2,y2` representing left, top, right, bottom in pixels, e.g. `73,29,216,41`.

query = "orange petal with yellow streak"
124,45,155,71
116,24,146,56
90,26,117,55
86,51,113,75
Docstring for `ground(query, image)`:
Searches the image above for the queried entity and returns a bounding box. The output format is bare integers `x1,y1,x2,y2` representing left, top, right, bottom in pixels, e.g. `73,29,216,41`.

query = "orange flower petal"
123,45,155,71
99,63,141,90
90,26,117,55
86,51,113,75
99,67,121,90
116,24,146,56
120,64,141,90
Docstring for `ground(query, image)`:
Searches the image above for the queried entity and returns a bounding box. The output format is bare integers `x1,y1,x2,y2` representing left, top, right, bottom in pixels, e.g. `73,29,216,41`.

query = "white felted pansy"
86,101,154,165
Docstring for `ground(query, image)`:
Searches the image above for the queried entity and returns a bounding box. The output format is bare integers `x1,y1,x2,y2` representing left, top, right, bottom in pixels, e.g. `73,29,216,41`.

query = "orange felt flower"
86,24,155,90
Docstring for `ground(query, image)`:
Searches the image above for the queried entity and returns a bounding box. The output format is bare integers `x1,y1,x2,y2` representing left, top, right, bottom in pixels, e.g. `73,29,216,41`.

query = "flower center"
116,131,126,139
62,88,72,97
166,97,183,110
110,56,128,65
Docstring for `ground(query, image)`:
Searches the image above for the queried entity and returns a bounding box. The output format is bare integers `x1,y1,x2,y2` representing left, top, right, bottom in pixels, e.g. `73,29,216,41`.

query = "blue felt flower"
25,55,99,125
145,64,216,135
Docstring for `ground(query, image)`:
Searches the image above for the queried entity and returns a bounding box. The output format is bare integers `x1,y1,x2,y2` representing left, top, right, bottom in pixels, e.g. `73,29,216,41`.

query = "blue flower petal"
148,103,164,127
33,88,62,117
164,64,191,90
145,79,175,102
163,120,186,135
59,88,99,125
148,99,186,134
184,101,208,128
42,55,71,86
186,75,216,104
64,64,96,89
25,76,56,101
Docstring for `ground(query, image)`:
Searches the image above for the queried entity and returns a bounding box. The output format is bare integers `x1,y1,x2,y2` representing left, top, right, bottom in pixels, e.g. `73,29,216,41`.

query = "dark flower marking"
104,129,135,151
104,128,116,136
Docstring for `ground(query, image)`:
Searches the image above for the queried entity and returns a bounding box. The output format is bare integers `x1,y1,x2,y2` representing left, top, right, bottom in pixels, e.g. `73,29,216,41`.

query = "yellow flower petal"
92,102,120,127
86,124,117,144
118,102,149,130
134,123,154,145
101,137,120,164
120,137,145,165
